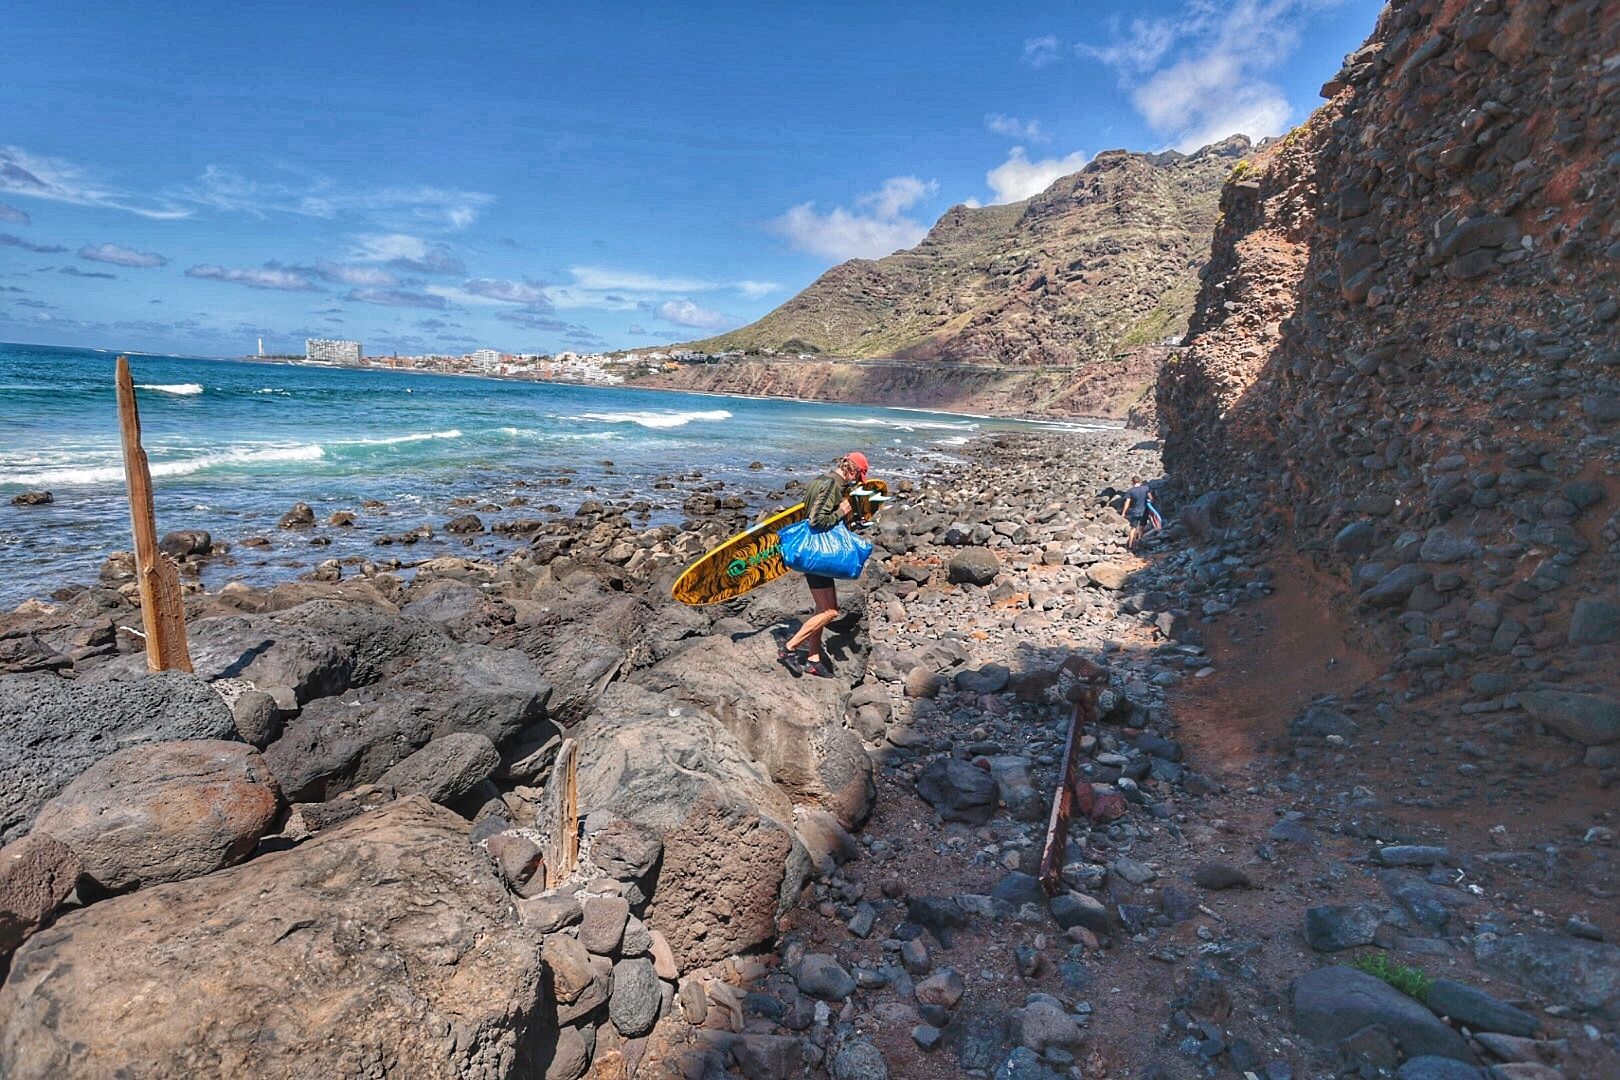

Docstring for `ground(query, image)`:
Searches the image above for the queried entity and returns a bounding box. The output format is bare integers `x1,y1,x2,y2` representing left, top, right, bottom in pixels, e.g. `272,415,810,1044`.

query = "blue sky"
2,0,1383,357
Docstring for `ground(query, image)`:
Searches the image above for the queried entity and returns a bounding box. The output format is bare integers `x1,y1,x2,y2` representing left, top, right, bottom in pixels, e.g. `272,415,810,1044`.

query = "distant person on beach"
1120,475,1160,552
778,451,869,679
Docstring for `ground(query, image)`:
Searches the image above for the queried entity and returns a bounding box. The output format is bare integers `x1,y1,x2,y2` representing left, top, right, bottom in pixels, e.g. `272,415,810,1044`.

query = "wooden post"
544,738,579,888
116,356,193,673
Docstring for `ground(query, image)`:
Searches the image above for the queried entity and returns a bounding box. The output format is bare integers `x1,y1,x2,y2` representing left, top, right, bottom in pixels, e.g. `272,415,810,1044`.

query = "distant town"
250,337,767,386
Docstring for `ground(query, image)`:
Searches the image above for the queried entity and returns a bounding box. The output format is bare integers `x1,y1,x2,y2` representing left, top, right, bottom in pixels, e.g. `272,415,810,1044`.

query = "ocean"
0,342,1111,607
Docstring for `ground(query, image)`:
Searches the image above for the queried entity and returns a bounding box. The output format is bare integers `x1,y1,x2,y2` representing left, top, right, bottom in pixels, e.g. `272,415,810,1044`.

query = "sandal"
803,657,834,679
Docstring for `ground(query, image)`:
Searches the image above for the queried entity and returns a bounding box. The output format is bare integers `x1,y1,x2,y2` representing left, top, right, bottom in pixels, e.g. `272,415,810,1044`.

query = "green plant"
1352,953,1434,1003
1229,159,1252,181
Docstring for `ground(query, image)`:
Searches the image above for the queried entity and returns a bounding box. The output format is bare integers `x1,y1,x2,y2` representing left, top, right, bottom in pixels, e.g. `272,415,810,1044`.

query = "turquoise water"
0,342,1107,605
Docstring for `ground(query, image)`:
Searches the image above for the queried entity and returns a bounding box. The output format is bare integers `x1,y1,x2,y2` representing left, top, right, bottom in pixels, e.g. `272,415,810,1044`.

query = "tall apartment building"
470,348,502,370
306,338,362,364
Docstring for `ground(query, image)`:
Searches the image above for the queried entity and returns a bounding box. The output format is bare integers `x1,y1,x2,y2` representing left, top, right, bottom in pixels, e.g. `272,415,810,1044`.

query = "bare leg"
787,585,840,660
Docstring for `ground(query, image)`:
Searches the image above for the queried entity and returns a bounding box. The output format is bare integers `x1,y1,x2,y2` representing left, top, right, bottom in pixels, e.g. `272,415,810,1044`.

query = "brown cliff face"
634,348,1164,421
1158,0,1620,720
690,138,1250,364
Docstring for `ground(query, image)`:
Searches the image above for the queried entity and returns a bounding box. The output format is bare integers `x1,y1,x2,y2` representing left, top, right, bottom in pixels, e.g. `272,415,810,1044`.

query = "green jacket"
802,470,849,529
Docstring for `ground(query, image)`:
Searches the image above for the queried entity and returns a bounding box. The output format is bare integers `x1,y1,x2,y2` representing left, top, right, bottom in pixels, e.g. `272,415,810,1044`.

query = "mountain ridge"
681,135,1253,365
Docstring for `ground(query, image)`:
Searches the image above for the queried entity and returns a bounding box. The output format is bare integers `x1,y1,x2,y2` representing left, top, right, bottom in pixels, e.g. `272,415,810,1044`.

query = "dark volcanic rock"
0,671,236,843
1474,934,1620,1019
1291,965,1473,1062
375,732,501,805
1425,979,1539,1037
915,758,996,824
263,645,550,801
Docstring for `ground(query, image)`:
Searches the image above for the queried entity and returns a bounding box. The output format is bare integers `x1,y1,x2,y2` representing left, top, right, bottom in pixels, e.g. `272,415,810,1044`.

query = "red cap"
845,451,869,479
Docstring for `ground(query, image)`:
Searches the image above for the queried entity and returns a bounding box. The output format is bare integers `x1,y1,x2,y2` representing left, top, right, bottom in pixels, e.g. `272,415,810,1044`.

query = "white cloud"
188,166,491,230
1076,0,1331,151
1022,35,1060,68
771,176,939,261
79,242,168,268
735,280,781,300
986,147,1090,203
348,233,463,275
0,203,29,225
986,114,1049,142
461,278,552,305
312,261,397,287
184,264,317,291
657,299,731,330
568,267,716,293
0,145,189,220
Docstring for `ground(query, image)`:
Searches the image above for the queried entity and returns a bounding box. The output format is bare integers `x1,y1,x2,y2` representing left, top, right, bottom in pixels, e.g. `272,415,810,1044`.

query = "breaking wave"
576,409,732,429
136,382,204,395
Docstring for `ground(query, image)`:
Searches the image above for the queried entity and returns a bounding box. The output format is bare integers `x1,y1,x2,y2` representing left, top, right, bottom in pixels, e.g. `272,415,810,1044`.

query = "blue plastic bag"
778,520,873,580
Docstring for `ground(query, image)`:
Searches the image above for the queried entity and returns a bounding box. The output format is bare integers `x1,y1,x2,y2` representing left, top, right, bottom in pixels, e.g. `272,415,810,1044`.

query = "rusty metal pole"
116,355,193,673
1039,684,1103,895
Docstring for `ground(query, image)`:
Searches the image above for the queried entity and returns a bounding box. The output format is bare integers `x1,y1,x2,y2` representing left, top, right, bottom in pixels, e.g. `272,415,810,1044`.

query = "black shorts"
804,573,836,591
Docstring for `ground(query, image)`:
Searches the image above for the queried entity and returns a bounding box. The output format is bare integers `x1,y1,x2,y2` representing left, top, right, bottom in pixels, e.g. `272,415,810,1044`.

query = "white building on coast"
306,338,362,364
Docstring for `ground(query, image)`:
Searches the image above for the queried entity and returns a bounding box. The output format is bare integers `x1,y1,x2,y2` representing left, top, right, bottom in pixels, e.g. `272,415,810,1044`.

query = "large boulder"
31,740,280,891
82,601,449,706
1474,934,1620,1019
634,629,875,829
491,578,655,726
377,733,501,804
1292,965,1474,1062
1520,691,1620,746
0,671,236,842
263,645,551,801
0,798,545,1078
575,683,808,971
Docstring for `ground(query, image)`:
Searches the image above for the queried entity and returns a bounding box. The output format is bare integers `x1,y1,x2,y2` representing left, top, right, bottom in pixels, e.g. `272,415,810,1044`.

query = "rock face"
30,740,282,891
636,630,876,829
574,683,808,970
0,833,80,960
0,671,236,842
0,798,545,1079
1157,1,1620,724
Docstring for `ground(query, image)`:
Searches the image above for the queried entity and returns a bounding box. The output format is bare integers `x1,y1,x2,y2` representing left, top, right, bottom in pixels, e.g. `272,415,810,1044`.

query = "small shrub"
1352,953,1434,1003
1229,160,1252,181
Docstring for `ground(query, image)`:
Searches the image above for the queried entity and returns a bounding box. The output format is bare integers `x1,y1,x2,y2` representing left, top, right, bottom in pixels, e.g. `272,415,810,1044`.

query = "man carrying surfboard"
779,451,869,678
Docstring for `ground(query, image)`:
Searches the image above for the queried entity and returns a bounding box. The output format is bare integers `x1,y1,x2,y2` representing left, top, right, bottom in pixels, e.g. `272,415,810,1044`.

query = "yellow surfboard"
670,480,890,605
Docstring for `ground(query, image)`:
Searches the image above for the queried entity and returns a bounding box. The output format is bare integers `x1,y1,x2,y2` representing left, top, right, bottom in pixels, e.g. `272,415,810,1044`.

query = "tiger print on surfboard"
670,479,889,606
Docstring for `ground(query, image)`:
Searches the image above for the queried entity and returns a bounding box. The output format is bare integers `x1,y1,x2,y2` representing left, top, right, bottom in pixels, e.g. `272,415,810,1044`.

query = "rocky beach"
3,414,1617,1079
3,0,1619,1078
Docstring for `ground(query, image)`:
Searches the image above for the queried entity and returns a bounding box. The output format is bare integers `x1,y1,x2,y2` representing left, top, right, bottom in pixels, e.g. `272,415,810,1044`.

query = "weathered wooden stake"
544,738,579,888
116,355,193,673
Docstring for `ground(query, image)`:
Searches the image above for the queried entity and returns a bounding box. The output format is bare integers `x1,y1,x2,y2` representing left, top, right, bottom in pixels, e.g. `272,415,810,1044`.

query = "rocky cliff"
1158,0,1620,746
690,137,1251,365
634,348,1164,421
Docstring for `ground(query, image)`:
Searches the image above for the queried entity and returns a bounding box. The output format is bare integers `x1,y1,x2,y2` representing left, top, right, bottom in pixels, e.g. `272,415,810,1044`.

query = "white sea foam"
826,416,979,433
934,435,972,446
577,409,732,429
339,429,462,447
253,387,290,395
498,427,616,440
0,444,325,487
136,382,204,396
